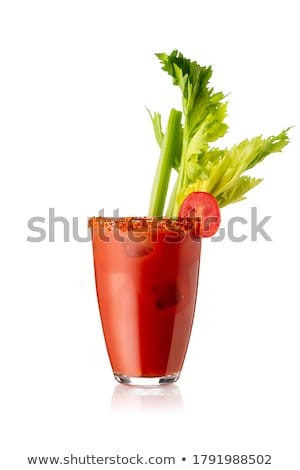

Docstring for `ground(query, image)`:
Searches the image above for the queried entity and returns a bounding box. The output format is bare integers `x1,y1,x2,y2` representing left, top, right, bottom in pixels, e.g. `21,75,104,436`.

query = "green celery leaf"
146,108,164,147
205,130,291,198
177,175,263,208
156,50,228,143
245,128,292,170
217,176,263,207
176,128,290,209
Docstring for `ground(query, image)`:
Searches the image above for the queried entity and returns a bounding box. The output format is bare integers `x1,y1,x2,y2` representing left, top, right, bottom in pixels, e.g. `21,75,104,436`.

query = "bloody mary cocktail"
88,50,291,386
89,217,201,386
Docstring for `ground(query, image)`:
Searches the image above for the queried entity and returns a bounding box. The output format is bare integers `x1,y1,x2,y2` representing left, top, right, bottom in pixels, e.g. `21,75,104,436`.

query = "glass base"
114,372,180,386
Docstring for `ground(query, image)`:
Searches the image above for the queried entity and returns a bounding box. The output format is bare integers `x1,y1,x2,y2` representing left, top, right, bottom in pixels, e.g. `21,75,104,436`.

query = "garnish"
147,50,291,218
178,192,221,238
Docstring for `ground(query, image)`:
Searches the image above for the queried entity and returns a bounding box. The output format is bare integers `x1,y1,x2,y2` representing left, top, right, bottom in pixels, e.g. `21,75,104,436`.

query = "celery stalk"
165,177,178,217
148,109,182,217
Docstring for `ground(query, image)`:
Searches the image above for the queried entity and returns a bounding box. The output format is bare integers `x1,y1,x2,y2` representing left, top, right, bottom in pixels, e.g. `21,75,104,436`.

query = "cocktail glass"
89,217,201,386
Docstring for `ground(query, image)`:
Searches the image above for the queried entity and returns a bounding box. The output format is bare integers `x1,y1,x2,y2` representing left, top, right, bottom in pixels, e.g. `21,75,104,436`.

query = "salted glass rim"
88,216,201,228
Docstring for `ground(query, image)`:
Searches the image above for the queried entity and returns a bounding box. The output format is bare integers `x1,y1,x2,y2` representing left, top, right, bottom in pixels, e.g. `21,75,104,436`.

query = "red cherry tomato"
179,192,221,238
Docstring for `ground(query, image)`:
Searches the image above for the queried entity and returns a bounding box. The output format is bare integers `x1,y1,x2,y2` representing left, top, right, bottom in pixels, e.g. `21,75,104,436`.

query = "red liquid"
91,218,201,378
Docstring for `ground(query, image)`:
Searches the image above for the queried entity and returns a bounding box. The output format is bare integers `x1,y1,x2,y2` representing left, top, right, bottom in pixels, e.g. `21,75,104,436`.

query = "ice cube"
124,243,153,258
152,282,183,309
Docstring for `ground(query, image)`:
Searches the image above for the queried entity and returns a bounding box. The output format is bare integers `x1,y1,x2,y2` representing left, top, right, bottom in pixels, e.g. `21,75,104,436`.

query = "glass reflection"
109,384,184,415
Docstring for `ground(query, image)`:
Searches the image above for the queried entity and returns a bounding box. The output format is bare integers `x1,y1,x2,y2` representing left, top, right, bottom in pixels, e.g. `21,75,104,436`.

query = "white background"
1,1,299,468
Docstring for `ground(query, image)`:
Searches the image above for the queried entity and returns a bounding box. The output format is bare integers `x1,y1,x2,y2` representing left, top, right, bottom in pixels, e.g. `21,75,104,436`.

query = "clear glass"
89,217,201,386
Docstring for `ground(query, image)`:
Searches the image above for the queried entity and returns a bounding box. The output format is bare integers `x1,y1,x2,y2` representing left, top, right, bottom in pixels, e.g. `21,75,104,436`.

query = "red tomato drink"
89,217,201,386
